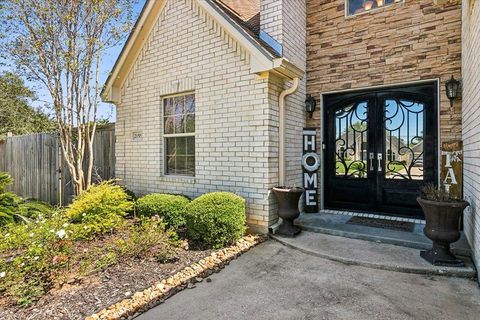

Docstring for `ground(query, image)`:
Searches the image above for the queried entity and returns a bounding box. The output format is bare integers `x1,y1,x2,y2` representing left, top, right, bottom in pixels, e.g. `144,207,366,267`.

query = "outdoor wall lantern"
305,94,317,118
445,75,460,108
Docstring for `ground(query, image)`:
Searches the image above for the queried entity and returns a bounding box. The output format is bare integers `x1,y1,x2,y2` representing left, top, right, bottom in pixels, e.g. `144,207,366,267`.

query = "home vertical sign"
302,128,320,213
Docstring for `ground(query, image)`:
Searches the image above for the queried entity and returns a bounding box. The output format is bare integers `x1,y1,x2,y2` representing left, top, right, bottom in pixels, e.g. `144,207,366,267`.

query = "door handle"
377,153,383,172
369,153,374,171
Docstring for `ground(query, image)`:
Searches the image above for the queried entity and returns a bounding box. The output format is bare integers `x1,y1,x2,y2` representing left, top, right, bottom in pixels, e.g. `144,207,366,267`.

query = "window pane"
185,114,195,133
176,137,187,155
334,101,368,178
186,156,195,175
384,99,424,181
164,116,174,134
174,96,184,115
166,155,176,174
186,136,195,156
175,156,187,174
347,0,400,16
164,98,174,116
186,94,195,113
175,115,185,134
166,138,175,156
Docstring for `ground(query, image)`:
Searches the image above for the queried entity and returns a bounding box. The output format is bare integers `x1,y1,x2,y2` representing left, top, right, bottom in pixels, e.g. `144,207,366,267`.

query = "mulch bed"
0,247,212,320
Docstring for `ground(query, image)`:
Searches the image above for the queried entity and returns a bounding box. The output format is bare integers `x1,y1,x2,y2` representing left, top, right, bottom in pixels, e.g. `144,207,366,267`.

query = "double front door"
324,83,438,218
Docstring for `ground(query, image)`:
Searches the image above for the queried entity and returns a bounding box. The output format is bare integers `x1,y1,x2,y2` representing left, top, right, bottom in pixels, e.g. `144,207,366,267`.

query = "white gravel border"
86,235,267,320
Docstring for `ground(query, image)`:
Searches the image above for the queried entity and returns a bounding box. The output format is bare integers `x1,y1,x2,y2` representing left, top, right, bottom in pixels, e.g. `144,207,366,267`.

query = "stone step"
294,213,471,257
271,231,476,279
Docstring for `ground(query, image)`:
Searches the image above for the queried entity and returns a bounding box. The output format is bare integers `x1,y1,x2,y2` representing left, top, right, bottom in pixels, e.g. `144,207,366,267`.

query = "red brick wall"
306,0,462,142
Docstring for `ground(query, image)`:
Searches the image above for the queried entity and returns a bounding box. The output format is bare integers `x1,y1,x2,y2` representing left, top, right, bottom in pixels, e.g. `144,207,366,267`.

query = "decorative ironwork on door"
324,83,437,217
335,101,368,178
384,99,425,180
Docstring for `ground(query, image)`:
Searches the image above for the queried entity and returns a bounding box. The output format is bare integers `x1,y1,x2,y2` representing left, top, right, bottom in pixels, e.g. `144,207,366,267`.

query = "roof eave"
102,0,304,104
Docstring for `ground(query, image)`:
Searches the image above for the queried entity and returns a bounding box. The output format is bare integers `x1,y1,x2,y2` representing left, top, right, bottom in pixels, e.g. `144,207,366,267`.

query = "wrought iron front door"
324,83,438,218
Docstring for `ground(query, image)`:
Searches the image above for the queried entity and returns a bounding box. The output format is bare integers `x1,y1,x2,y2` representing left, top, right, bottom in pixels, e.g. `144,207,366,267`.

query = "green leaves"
0,72,56,138
136,194,190,229
185,192,247,249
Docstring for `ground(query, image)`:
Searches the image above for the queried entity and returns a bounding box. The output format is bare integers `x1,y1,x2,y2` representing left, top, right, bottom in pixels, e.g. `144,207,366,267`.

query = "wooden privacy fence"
0,125,115,205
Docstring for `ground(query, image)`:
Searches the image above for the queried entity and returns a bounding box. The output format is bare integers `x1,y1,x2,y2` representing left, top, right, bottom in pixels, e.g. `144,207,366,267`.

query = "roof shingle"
213,0,261,35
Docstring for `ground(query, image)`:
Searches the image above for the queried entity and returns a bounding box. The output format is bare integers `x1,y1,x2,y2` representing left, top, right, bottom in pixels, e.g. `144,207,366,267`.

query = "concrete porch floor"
294,212,472,257
271,231,476,278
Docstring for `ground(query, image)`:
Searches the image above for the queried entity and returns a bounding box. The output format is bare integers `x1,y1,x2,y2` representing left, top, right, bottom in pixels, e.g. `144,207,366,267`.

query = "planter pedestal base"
272,187,304,238
276,219,301,237
420,242,465,267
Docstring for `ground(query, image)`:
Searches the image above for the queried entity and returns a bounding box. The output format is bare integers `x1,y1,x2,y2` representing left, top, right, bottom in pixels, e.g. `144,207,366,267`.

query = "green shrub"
136,194,190,229
185,192,246,249
18,200,53,219
65,181,133,238
0,172,23,226
0,172,13,193
0,211,14,225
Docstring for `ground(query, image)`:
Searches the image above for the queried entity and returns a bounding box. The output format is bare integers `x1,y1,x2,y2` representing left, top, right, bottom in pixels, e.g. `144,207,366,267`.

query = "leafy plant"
0,172,14,192
17,200,53,220
136,194,190,229
0,212,73,305
0,172,24,226
65,181,133,238
185,192,246,249
0,213,180,306
421,183,462,202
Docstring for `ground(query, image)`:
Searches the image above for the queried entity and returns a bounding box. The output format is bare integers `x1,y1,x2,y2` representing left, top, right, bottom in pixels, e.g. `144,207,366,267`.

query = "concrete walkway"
136,240,480,320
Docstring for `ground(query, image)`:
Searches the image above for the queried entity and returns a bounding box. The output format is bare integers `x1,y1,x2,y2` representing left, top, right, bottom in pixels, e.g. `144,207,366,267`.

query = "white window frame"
162,92,196,177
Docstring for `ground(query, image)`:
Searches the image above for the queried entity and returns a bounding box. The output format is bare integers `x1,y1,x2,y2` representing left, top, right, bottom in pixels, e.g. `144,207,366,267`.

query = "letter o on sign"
302,152,320,172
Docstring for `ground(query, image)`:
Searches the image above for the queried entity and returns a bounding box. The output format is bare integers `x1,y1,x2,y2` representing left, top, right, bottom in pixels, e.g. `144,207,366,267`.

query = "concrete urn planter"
417,197,469,267
272,187,304,237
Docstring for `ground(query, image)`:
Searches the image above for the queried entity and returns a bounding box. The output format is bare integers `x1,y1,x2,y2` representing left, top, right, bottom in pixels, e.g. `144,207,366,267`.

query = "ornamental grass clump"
65,181,134,239
185,192,246,249
136,194,190,229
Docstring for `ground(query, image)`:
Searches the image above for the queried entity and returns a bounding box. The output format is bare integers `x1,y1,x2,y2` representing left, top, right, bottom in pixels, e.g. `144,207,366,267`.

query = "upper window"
163,93,195,176
347,0,403,16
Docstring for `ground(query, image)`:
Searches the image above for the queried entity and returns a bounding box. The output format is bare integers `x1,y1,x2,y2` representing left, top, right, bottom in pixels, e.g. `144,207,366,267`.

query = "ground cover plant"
0,179,180,307
0,172,52,226
0,178,248,319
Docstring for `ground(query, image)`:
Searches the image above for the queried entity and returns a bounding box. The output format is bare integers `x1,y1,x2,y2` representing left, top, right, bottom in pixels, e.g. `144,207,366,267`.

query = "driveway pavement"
137,240,480,320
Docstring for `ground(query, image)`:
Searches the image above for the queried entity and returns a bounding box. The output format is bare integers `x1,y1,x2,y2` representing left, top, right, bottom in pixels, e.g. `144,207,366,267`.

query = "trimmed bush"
65,181,133,237
136,194,189,229
185,192,246,248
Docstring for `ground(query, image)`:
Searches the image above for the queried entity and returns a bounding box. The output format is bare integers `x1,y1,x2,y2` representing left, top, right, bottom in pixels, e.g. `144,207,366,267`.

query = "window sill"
158,175,196,184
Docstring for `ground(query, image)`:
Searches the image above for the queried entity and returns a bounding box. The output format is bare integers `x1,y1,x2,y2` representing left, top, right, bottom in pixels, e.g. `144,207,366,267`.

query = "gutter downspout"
278,77,300,187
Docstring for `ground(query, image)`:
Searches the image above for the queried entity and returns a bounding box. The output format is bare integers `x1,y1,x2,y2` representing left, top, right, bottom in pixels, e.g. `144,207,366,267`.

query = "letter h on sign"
302,128,320,213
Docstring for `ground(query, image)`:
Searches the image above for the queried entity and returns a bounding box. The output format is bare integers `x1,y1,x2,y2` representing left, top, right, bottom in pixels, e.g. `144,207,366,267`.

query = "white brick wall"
116,0,307,232
462,0,480,272
117,0,274,232
260,0,307,186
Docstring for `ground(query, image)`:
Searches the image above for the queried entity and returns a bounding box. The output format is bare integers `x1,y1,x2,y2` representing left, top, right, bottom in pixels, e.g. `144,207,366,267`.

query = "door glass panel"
335,101,368,178
384,99,424,180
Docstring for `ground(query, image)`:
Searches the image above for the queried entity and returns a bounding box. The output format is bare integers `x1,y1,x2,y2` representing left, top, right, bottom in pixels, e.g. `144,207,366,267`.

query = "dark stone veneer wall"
305,0,462,143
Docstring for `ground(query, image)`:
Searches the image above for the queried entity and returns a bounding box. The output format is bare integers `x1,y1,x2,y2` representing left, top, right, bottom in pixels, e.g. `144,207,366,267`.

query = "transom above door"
324,83,438,218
